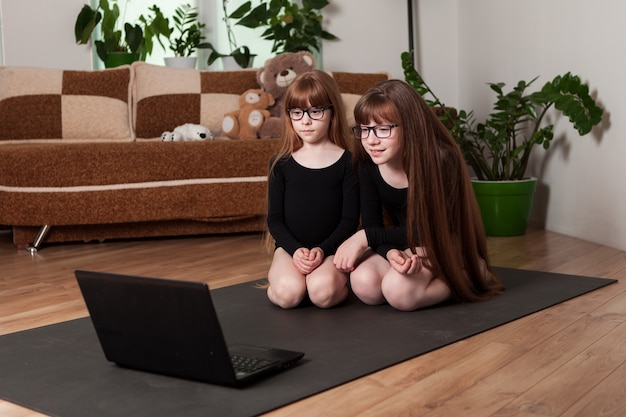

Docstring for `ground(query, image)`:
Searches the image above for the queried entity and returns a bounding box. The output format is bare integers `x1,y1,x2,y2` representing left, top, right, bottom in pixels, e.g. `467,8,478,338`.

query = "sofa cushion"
341,93,362,127
0,139,281,226
133,62,260,140
330,71,390,95
0,66,134,143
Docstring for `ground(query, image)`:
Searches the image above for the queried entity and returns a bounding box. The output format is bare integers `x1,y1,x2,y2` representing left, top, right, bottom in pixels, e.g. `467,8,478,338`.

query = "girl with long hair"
266,70,359,309
334,79,503,311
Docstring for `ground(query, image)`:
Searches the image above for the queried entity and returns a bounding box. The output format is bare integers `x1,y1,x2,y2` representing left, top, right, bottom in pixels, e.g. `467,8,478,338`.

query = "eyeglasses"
287,106,333,121
352,124,399,139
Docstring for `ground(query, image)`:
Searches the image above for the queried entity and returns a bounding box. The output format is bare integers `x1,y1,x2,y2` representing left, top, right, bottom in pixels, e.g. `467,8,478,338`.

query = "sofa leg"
27,225,51,254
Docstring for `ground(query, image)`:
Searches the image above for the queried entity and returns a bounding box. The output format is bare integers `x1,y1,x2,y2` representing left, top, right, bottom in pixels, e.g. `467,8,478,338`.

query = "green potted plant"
74,0,170,68
401,51,604,236
205,0,256,69
233,0,338,55
163,3,210,68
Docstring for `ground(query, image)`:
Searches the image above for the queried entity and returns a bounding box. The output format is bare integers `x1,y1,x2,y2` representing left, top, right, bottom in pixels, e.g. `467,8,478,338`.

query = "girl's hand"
334,230,368,272
308,247,324,270
387,249,422,275
293,247,323,275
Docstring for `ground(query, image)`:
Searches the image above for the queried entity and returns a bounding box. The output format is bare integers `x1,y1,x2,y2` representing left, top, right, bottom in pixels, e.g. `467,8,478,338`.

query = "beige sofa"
0,62,388,251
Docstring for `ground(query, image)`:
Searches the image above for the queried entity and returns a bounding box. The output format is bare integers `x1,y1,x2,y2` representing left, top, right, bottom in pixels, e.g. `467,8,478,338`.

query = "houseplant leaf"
75,5,101,44
529,72,603,136
232,0,337,54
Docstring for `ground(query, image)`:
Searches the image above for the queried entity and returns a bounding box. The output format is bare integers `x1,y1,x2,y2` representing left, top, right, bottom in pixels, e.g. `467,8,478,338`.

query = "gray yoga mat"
0,267,616,417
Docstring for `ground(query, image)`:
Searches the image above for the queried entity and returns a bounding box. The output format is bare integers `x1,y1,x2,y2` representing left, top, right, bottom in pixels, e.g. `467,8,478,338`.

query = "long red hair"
353,80,503,302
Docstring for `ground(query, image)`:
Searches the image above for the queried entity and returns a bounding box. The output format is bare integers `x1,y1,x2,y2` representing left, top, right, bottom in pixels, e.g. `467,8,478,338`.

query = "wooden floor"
1,227,625,417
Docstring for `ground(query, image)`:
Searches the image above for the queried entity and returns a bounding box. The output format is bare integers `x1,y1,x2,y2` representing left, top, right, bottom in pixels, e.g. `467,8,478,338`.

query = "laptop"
75,270,305,387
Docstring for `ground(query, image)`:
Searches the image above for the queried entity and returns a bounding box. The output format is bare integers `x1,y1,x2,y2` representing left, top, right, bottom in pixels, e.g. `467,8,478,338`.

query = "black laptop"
75,270,304,387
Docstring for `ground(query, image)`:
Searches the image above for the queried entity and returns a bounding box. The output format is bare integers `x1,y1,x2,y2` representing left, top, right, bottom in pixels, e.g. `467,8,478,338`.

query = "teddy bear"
222,89,275,140
161,123,214,142
256,51,317,138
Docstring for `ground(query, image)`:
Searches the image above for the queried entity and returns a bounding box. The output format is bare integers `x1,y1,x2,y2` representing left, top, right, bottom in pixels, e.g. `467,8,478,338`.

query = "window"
89,0,196,68
89,0,273,69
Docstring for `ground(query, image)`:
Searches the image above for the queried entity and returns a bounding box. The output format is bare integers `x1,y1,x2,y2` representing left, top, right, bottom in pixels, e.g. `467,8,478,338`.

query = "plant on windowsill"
401,51,604,235
163,3,210,68
166,4,210,57
74,0,170,68
233,0,338,55
206,0,256,69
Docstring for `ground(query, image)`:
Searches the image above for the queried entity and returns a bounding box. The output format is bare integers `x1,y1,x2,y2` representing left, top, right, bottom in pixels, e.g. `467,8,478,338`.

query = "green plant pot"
104,52,140,68
471,178,537,237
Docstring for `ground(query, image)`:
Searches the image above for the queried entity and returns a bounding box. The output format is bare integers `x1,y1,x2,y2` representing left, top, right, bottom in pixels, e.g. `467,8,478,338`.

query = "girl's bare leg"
381,248,451,311
349,250,389,305
267,248,307,309
305,255,348,308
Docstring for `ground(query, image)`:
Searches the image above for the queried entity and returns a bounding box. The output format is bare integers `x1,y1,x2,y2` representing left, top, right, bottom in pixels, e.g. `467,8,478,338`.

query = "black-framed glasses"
287,106,333,121
352,124,399,139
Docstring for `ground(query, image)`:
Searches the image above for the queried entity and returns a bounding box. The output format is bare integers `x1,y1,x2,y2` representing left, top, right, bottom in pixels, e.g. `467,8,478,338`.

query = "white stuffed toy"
161,123,214,142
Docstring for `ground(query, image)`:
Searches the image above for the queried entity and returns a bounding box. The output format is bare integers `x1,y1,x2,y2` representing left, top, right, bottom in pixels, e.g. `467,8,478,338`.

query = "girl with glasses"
265,70,359,309
334,79,504,311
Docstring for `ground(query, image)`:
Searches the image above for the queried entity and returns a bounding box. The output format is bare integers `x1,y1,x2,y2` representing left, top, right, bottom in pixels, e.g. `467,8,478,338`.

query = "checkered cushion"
133,62,261,140
0,66,134,143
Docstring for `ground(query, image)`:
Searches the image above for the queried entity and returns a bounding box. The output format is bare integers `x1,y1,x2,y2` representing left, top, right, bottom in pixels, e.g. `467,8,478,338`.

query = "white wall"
1,0,92,69
1,0,625,250
448,0,625,251
412,0,459,105
322,0,409,79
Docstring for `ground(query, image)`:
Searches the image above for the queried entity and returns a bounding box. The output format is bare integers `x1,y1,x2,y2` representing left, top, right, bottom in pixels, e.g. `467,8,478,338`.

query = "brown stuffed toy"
256,51,317,138
221,89,275,140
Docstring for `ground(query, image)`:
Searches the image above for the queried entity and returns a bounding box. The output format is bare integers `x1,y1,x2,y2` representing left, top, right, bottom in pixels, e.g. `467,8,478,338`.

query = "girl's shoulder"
270,153,291,165
339,149,353,162
327,148,353,168
268,154,294,176
358,160,407,190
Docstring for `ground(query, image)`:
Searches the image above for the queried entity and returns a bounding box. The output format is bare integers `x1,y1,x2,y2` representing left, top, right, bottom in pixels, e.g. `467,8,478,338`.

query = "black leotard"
267,151,360,256
358,160,409,258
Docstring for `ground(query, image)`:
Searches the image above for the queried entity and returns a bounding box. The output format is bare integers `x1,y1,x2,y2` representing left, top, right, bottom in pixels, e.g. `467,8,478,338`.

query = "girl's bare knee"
350,270,384,305
382,274,451,311
267,282,305,309
308,284,347,308
307,271,347,308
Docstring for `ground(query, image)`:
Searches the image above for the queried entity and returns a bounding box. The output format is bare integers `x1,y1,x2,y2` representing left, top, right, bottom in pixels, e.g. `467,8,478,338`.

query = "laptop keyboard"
231,354,276,374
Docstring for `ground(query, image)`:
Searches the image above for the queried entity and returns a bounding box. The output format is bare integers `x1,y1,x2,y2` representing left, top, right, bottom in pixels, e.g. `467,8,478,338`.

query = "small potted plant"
74,0,170,68
233,0,338,55
401,51,604,236
164,4,210,68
